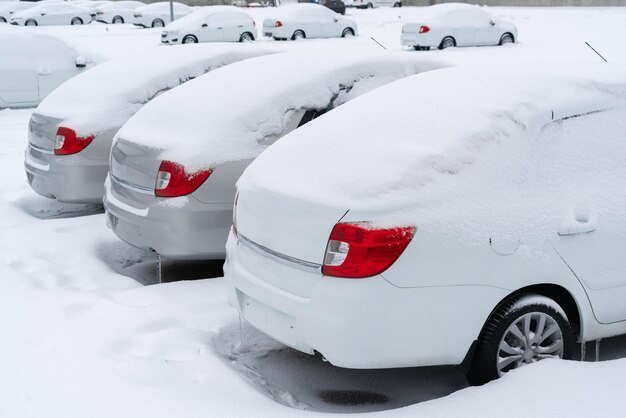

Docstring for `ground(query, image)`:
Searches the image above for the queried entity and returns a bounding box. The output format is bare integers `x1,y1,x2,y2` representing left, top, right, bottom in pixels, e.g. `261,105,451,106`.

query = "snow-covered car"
262,4,356,40
24,45,271,204
345,0,400,8
225,62,626,385
401,3,517,50
0,26,93,108
298,0,346,15
74,0,112,18
161,6,255,45
0,1,39,23
132,1,192,28
103,51,445,260
10,2,91,25
94,0,144,24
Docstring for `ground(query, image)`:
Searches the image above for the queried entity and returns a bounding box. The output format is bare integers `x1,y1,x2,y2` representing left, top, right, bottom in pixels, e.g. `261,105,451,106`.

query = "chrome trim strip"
29,143,54,155
110,173,154,195
238,233,322,272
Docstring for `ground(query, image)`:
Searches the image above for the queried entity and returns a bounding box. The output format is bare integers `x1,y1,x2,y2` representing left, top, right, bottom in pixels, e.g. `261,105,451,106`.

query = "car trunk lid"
28,112,63,151
110,138,162,196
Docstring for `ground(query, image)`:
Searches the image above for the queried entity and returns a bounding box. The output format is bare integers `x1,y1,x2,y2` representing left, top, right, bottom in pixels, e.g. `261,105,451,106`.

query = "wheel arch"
501,31,515,43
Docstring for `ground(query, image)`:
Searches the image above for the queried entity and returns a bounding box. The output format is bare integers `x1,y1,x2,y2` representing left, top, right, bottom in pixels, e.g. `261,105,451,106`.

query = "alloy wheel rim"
502,35,513,44
497,311,564,377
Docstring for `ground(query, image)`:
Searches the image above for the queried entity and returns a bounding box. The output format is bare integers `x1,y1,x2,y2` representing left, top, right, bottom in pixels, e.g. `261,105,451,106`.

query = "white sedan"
10,2,91,26
132,1,192,28
74,0,113,19
401,3,517,50
262,4,357,40
226,62,626,385
94,0,145,24
0,1,39,23
161,6,255,44
345,0,401,8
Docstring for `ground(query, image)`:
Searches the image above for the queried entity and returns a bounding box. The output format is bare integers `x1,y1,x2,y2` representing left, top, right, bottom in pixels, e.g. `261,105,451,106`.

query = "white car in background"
345,0,400,9
262,3,356,40
226,62,626,385
0,26,93,108
10,2,91,25
74,0,112,19
401,3,517,50
94,0,144,24
0,1,39,23
133,1,192,28
161,6,255,44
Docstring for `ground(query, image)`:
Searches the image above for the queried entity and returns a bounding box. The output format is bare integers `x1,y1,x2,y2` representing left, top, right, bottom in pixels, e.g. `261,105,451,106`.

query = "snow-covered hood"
114,50,447,172
239,62,626,238
35,44,275,136
164,6,248,31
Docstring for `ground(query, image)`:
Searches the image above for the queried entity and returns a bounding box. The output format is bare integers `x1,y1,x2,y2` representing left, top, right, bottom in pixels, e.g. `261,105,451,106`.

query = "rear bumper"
24,144,108,203
400,33,436,47
225,231,503,369
103,176,231,259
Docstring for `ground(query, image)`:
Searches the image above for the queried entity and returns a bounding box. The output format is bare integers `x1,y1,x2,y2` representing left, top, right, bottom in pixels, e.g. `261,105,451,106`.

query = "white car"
94,0,144,24
132,1,192,28
74,0,112,18
161,6,255,44
10,2,91,25
0,25,92,108
262,4,357,40
345,0,400,8
225,62,626,385
401,3,517,50
0,1,39,23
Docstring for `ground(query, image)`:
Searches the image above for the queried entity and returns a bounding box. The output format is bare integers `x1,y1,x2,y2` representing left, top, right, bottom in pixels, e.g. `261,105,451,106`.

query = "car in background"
345,0,400,8
298,0,345,15
74,0,112,18
0,26,93,108
24,44,272,204
262,3,356,40
103,51,445,260
161,6,255,44
225,62,626,385
0,1,39,23
401,3,517,50
10,2,91,25
132,1,192,28
94,0,144,24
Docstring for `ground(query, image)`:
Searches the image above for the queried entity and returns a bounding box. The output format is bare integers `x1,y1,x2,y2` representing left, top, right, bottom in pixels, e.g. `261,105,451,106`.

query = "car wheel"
393,2,401,7
152,18,165,28
291,30,305,40
0,17,6,23
439,36,456,49
112,15,124,24
239,32,254,42
25,19,38,26
182,35,197,44
413,45,429,51
341,28,354,37
499,32,514,45
366,2,373,8
71,17,83,25
468,294,574,386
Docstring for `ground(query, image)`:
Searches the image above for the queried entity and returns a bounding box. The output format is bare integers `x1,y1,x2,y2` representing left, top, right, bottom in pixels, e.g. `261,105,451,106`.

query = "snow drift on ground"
115,50,446,172
35,43,275,136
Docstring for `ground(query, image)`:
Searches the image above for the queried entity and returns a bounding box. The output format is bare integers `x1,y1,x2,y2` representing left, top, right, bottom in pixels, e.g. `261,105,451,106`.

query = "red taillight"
154,160,213,197
54,127,94,155
275,20,282,27
322,222,415,278
419,25,430,33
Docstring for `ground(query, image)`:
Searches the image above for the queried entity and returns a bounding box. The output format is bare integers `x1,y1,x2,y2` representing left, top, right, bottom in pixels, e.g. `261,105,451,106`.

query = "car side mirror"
202,23,207,27
489,19,495,26
75,56,87,68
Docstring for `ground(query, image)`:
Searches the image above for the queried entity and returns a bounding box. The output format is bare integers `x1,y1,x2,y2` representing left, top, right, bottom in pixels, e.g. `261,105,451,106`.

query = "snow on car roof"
238,62,626,240
268,3,334,17
136,1,190,12
416,2,487,20
0,25,80,70
114,50,447,172
36,44,275,136
12,2,88,15
165,6,250,30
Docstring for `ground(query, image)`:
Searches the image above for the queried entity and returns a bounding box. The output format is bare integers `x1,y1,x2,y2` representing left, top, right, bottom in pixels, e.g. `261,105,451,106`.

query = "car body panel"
95,0,144,24
161,7,255,44
10,3,92,26
132,1,192,27
262,4,356,39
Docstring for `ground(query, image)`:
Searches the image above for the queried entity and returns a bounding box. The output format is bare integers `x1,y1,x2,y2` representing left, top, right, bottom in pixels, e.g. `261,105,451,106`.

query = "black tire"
468,294,574,386
366,2,373,8
151,18,164,28
25,19,37,26
291,30,305,40
239,31,254,42
112,15,124,24
182,35,197,44
393,2,401,7
0,17,6,23
71,17,83,25
499,32,514,45
341,28,354,37
439,36,456,49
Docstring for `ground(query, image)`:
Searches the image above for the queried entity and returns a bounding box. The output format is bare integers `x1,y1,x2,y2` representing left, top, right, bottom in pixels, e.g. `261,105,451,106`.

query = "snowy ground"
2,6,626,418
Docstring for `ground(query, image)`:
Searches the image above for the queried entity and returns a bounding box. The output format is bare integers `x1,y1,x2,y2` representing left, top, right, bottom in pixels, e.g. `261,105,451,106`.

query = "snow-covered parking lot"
2,5,626,418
